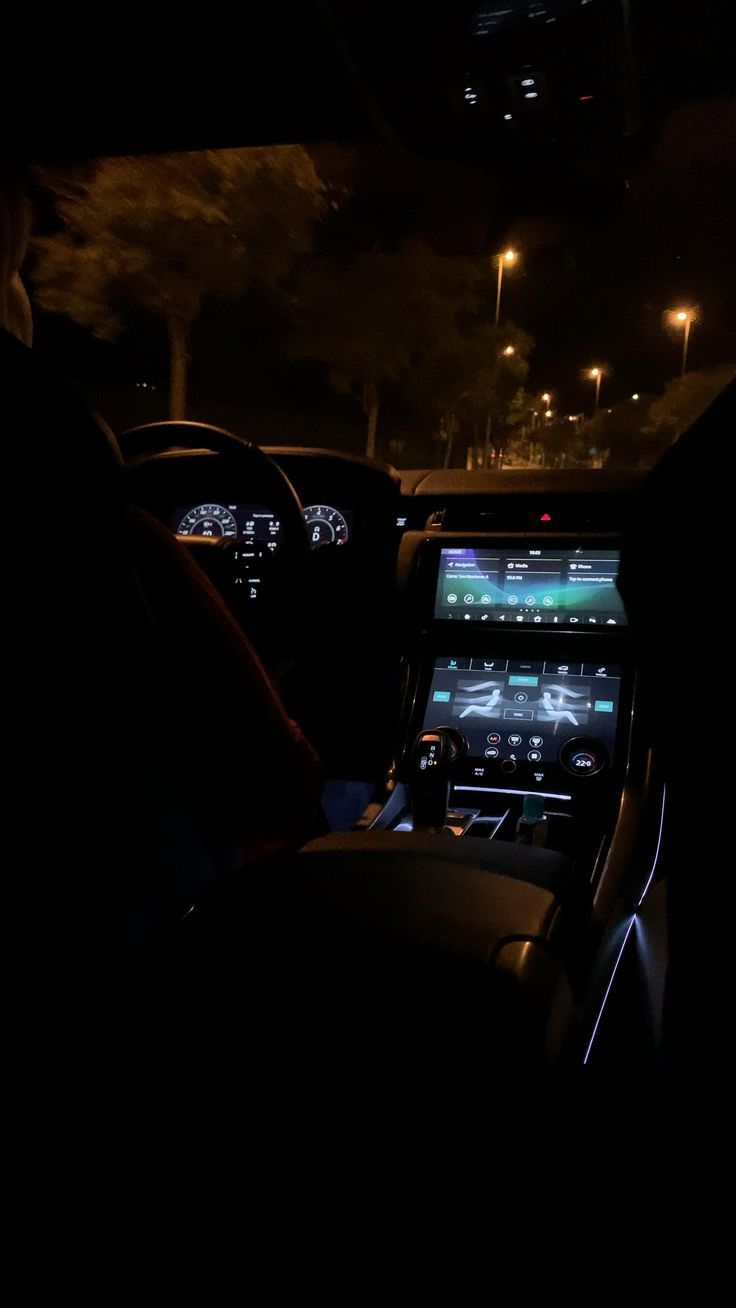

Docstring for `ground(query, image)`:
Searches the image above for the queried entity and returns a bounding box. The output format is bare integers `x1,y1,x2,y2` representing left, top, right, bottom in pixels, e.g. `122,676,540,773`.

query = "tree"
32,148,326,418
574,397,658,468
570,367,736,471
405,317,533,469
290,242,482,458
448,324,533,468
534,416,587,468
647,364,736,444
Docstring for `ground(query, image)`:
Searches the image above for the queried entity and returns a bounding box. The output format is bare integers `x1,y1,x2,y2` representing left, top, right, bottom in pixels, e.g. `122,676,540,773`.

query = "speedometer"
303,505,349,548
176,504,238,538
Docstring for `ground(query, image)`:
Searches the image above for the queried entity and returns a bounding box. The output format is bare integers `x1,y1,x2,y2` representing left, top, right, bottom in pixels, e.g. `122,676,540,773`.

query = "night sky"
504,92,736,412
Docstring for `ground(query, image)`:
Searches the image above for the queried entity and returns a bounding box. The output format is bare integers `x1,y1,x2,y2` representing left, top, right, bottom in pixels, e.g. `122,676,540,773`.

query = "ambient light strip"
583,784,667,1065
454,784,573,802
582,916,636,1066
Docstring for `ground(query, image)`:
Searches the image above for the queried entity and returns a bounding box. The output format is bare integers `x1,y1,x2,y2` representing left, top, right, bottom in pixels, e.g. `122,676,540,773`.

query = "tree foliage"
647,364,736,442
578,400,652,468
447,323,533,466
291,242,487,457
291,243,534,461
573,366,736,470
32,148,326,417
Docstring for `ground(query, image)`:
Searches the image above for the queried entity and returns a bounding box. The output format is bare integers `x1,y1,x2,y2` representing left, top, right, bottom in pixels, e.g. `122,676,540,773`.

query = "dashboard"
152,458,643,571
123,439,643,799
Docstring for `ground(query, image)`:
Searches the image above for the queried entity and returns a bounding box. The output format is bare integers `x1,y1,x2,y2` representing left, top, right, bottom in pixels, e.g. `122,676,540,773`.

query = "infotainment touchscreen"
434,547,626,626
423,656,622,769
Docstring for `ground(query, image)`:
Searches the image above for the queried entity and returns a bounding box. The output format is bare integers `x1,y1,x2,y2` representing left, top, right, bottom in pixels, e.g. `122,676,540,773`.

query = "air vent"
426,508,447,530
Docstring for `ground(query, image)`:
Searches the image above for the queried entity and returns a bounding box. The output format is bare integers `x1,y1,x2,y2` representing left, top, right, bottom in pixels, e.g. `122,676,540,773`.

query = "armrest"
295,831,572,1051
339,829,571,894
297,831,562,963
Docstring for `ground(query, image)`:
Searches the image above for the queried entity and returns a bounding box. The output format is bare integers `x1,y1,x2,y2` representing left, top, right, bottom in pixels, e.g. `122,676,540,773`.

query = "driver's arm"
127,504,325,871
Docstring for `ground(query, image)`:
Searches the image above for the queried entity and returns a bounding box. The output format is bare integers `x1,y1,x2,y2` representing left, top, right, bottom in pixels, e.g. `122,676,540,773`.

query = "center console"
299,529,658,1064
373,533,651,919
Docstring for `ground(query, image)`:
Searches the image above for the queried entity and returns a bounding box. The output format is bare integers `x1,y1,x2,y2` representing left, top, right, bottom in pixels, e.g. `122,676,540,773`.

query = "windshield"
27,3,736,472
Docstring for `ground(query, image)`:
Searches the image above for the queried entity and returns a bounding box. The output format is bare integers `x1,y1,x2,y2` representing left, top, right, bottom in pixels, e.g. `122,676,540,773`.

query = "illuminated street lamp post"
495,248,517,325
670,308,696,377
588,367,603,414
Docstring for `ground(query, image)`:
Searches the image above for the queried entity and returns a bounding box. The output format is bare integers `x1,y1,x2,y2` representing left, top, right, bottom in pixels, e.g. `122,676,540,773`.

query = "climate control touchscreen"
434,547,626,626
423,656,621,779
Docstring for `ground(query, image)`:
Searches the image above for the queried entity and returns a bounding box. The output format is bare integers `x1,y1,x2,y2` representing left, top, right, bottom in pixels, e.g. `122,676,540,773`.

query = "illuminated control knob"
559,737,608,777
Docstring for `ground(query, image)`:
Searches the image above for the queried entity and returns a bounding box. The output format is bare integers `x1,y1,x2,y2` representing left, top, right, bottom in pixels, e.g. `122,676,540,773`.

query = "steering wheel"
118,420,311,666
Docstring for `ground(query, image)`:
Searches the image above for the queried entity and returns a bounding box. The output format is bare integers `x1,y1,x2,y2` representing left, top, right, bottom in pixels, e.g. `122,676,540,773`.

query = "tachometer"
176,504,238,538
303,504,349,548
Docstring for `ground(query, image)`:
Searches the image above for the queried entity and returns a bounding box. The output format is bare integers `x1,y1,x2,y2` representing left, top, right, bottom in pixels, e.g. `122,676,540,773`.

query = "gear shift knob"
408,727,466,831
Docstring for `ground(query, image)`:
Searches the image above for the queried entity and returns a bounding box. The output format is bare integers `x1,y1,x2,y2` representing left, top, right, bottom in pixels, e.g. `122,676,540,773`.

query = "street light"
495,248,518,325
541,391,552,406
632,393,639,401
669,307,697,376
502,344,516,357
588,366,604,414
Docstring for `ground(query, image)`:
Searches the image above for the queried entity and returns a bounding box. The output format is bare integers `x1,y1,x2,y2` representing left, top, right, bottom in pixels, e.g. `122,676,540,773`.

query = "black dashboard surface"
132,440,640,541
395,468,644,534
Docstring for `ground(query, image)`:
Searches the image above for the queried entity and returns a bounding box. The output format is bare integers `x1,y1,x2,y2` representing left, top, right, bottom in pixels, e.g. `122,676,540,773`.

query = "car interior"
3,1,736,1297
